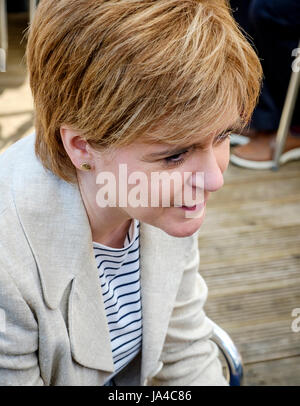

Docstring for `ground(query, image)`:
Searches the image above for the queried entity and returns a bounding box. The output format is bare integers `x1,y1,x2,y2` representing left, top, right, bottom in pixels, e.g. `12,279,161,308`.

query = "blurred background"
0,0,300,386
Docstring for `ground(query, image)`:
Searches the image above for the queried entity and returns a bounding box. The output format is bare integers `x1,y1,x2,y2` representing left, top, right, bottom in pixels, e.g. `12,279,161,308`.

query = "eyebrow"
142,125,239,160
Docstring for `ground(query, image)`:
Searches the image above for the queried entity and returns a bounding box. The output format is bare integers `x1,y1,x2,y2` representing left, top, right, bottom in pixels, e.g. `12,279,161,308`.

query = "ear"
60,126,93,170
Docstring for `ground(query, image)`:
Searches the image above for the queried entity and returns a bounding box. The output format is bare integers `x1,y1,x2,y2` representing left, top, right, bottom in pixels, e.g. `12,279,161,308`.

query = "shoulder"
0,134,51,294
0,133,35,210
0,133,45,258
0,196,39,300
0,134,34,260
0,132,36,179
0,132,60,211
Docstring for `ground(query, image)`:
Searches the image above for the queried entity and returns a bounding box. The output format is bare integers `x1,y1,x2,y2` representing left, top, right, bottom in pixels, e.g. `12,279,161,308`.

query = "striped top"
93,219,142,384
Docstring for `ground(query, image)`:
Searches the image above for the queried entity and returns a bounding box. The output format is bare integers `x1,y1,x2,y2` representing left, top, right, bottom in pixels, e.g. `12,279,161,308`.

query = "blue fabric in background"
230,0,300,132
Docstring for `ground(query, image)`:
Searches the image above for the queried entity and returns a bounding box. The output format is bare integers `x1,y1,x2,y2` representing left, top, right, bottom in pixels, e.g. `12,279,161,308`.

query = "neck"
77,172,132,248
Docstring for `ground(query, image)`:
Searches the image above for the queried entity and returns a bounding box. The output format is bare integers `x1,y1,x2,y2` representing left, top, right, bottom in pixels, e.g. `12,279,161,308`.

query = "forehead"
139,113,242,150
102,110,242,160
141,107,241,145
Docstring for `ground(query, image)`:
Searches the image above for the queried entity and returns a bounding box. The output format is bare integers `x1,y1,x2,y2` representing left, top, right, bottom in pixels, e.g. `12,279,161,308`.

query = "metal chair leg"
209,319,244,386
272,42,300,170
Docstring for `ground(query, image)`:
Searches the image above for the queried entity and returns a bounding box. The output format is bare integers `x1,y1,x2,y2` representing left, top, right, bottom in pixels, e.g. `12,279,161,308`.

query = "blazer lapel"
139,223,186,384
68,261,114,373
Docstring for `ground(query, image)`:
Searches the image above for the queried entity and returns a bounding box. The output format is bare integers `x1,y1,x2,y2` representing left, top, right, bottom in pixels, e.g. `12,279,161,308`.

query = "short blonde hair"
26,0,262,183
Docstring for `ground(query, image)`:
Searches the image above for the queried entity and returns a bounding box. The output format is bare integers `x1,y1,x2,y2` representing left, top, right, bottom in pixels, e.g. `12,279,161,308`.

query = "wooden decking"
1,13,300,386
200,163,300,385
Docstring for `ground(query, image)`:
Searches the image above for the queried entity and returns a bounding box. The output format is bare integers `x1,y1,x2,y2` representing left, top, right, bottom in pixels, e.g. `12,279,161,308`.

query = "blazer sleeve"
0,264,44,386
150,233,228,386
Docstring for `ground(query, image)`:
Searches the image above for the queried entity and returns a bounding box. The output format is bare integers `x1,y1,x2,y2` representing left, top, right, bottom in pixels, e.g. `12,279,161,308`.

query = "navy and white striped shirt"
93,219,142,383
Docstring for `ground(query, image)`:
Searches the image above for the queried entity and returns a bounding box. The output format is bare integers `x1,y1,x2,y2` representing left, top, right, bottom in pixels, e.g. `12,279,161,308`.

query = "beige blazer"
0,133,227,386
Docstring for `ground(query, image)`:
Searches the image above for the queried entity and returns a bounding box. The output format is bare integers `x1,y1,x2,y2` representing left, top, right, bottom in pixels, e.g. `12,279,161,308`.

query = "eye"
164,150,189,167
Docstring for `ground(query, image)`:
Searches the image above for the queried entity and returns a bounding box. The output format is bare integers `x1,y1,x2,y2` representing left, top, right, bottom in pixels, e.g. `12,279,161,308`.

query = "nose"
187,148,224,193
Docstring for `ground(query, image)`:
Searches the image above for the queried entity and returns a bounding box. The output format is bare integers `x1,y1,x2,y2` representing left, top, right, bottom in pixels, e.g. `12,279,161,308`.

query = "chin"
162,216,205,238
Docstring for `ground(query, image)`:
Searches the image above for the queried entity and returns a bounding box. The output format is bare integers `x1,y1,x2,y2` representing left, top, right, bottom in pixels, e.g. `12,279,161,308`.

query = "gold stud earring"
80,163,92,171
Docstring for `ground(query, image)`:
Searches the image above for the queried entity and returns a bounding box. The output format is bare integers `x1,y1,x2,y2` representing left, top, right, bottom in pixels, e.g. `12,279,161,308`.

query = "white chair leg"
0,0,8,51
29,0,38,24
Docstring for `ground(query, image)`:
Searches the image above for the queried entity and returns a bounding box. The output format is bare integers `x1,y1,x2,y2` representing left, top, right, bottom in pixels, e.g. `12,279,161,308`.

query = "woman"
0,0,261,386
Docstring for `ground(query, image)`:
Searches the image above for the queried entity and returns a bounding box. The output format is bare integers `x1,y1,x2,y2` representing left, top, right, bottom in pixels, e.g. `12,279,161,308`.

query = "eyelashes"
164,150,189,166
162,132,231,167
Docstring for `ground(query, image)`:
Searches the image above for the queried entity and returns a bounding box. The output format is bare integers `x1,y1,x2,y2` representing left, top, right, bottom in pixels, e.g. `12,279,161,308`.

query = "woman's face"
88,120,234,238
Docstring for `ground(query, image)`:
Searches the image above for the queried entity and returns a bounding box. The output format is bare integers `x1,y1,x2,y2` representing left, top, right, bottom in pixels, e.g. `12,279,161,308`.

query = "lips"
180,201,206,211
181,205,198,211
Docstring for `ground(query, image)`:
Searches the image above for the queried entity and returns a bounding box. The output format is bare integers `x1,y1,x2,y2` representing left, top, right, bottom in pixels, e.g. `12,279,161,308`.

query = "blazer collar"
11,133,186,380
